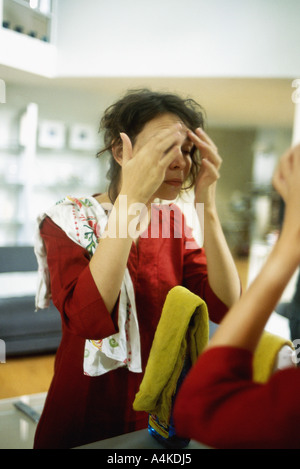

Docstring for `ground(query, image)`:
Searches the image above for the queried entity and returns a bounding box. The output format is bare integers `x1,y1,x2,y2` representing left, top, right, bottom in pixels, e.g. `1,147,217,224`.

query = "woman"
174,144,300,449
33,89,240,449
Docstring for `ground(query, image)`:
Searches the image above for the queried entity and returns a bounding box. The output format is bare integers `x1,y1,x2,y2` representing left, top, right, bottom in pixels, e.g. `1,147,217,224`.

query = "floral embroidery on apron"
34,196,142,376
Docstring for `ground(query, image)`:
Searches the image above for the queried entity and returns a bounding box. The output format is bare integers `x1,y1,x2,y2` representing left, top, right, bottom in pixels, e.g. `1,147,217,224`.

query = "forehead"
137,113,188,141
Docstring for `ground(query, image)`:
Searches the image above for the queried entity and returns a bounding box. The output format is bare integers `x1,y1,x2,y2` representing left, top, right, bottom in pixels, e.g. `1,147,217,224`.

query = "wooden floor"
0,257,249,400
0,354,55,400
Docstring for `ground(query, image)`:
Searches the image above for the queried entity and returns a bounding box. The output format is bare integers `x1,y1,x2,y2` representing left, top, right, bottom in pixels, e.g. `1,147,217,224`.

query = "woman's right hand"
273,144,300,261
90,124,185,313
118,124,185,205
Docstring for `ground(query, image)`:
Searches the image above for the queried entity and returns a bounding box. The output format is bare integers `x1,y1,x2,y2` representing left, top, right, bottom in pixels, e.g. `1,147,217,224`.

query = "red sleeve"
182,222,228,323
173,346,300,449
40,216,118,339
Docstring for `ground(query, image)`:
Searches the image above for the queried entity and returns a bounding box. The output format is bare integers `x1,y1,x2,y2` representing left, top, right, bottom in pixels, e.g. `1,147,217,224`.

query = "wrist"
113,194,150,240
266,234,300,287
118,189,149,207
277,228,300,267
199,203,219,227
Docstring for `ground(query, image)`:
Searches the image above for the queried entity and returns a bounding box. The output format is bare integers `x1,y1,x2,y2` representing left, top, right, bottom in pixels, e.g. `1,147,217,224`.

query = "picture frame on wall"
69,123,97,151
38,120,66,149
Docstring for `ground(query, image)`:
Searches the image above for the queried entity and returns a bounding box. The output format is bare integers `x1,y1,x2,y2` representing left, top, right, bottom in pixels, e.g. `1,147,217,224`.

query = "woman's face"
133,113,194,201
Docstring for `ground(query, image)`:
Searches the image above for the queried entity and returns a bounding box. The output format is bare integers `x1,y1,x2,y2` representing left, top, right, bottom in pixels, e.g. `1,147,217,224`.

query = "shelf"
0,0,56,77
0,180,23,188
0,221,23,227
7,0,53,19
3,0,53,42
0,143,23,155
36,147,99,157
0,27,56,77
0,98,106,246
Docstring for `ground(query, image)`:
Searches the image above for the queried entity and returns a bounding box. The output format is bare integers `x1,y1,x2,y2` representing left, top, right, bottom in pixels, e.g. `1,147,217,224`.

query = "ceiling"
53,75,295,129
0,64,296,129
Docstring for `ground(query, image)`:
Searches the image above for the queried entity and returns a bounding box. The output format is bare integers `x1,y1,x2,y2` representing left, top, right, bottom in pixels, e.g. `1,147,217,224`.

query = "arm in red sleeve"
174,346,300,449
40,216,118,339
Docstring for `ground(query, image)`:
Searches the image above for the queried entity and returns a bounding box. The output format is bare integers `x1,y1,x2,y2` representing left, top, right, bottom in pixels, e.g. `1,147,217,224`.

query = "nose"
169,149,187,170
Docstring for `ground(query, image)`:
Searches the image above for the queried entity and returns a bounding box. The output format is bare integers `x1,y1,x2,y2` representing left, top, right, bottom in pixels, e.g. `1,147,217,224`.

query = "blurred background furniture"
0,246,61,356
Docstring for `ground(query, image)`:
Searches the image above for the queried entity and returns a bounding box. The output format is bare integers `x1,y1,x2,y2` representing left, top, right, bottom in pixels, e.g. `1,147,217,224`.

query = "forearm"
202,205,241,308
89,195,137,314
207,233,299,352
206,143,300,353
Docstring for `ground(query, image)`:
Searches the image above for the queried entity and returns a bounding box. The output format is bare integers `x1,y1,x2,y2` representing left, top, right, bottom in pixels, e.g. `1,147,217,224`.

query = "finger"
120,132,133,165
159,143,183,169
188,129,222,169
187,128,217,153
197,158,220,182
149,125,185,161
272,149,292,200
280,148,294,183
291,144,300,172
294,145,300,171
293,143,300,160
273,177,287,202
195,127,218,151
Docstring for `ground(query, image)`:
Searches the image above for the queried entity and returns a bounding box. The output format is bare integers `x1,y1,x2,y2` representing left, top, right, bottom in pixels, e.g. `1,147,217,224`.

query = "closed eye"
181,145,194,157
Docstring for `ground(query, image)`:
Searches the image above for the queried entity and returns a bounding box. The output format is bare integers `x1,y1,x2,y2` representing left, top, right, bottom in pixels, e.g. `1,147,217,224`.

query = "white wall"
55,0,300,78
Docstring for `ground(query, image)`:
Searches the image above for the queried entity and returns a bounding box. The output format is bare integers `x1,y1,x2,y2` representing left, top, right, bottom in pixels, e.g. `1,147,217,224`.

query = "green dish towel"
133,286,209,425
253,331,294,383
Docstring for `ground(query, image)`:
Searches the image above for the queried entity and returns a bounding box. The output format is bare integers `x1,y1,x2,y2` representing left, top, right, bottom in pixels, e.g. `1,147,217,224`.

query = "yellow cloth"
253,331,294,383
133,286,209,425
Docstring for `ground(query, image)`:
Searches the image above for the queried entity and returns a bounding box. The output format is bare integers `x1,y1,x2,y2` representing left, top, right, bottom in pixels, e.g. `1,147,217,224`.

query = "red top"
174,346,300,449
34,204,228,449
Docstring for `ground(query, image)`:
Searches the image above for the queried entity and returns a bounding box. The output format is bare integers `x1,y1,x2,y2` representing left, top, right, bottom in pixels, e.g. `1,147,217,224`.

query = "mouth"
164,179,183,187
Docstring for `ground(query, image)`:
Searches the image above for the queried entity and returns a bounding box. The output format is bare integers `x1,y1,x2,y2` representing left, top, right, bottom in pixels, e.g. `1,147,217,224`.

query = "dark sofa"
0,246,62,357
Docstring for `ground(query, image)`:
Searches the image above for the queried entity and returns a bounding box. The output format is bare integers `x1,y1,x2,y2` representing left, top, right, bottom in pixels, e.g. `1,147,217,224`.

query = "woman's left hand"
187,128,222,207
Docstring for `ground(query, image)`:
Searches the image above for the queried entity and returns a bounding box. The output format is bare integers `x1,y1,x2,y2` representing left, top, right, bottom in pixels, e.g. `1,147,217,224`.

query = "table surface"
77,428,209,450
0,392,209,450
0,392,46,449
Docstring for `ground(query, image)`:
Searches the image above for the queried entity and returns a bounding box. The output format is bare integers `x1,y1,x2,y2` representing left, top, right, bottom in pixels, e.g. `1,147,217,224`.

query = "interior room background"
0,0,299,381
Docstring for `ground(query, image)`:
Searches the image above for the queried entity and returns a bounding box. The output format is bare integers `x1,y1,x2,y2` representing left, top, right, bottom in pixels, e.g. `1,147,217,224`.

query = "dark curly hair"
97,89,206,202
